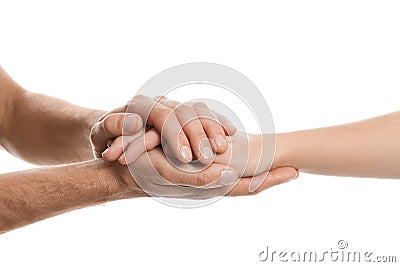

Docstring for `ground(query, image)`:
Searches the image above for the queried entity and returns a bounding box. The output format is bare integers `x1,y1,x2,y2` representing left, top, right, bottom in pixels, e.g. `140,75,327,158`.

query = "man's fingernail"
102,147,110,157
201,146,213,160
219,169,237,185
118,154,125,162
214,135,227,147
180,146,192,161
124,114,140,133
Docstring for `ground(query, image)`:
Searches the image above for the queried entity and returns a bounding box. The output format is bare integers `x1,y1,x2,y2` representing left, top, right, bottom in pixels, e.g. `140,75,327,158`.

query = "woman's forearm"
0,159,142,234
273,111,400,178
0,66,104,164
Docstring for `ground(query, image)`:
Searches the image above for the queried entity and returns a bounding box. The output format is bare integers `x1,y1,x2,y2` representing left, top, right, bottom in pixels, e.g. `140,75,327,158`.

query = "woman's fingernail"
180,146,192,161
214,135,227,147
219,169,238,185
124,114,140,133
201,146,213,160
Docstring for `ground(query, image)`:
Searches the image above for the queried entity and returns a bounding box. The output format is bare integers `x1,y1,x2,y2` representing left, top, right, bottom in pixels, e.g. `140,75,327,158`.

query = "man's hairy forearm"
0,66,17,150
5,90,104,164
0,66,104,164
273,112,400,178
0,159,143,234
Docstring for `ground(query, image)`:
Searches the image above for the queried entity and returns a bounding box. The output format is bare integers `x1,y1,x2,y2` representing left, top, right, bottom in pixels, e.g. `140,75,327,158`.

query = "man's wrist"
104,160,148,200
84,109,106,137
82,159,147,202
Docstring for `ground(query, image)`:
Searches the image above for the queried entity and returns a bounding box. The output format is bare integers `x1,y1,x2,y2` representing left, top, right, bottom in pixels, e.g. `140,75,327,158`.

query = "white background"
1,1,400,266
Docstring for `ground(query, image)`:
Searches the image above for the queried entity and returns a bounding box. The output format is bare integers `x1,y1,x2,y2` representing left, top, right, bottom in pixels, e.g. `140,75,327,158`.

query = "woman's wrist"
271,132,299,170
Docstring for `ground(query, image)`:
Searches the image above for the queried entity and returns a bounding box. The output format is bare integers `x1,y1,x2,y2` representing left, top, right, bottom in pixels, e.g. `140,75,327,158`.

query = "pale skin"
272,112,400,177
211,115,400,178
0,67,297,234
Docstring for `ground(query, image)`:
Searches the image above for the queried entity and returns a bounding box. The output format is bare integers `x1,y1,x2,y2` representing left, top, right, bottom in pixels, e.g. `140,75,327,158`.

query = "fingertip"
272,167,299,185
132,113,144,133
285,168,299,182
101,148,113,161
214,134,227,146
118,154,128,165
123,113,143,134
218,167,239,186
179,145,193,163
226,125,237,136
196,144,214,165
102,138,124,161
135,114,144,130
219,119,235,135
213,137,228,154
103,151,121,162
213,134,227,153
217,145,228,154
201,164,238,187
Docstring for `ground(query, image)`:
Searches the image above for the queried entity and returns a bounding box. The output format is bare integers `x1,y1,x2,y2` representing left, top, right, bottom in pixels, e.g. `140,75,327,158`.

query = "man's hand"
0,144,297,234
90,107,143,159
92,96,237,166
113,147,298,199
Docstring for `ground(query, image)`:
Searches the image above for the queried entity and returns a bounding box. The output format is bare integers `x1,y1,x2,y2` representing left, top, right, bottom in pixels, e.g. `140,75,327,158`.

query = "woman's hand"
213,133,276,177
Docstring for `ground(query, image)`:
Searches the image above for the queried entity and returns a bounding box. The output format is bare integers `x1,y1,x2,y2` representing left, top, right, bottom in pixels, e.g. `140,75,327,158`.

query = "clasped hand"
90,95,298,198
